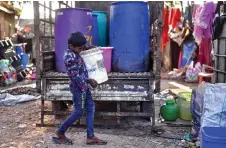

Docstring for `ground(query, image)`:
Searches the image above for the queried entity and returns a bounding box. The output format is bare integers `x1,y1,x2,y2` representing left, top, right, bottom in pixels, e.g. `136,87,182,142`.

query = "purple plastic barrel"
55,8,92,72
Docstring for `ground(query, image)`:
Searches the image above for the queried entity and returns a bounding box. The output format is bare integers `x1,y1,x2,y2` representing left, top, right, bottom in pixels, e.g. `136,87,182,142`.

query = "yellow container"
177,92,192,121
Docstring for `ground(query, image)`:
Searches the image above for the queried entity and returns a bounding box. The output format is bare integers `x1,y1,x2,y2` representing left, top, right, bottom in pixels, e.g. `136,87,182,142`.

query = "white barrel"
80,47,108,84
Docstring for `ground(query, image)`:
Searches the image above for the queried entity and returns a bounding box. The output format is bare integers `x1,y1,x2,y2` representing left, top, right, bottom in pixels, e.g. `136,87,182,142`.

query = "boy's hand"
86,79,98,88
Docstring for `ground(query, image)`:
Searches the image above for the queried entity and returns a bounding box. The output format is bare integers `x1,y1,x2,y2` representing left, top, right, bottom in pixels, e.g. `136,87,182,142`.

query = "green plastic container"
92,11,107,47
160,99,179,121
177,92,192,121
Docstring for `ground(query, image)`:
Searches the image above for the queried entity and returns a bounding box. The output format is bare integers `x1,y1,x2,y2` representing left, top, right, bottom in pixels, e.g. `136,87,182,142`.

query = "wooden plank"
33,2,41,93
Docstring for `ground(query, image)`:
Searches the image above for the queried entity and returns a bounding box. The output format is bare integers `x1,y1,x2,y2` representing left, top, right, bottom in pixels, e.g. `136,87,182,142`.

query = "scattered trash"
18,124,27,128
154,89,176,105
0,93,40,106
184,133,191,141
2,87,39,96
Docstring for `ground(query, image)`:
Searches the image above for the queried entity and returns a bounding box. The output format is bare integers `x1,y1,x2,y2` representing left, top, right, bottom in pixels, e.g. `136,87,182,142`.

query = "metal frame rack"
33,1,162,128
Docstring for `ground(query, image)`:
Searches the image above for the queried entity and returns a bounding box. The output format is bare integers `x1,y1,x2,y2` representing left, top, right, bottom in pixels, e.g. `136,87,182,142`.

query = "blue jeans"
57,87,95,138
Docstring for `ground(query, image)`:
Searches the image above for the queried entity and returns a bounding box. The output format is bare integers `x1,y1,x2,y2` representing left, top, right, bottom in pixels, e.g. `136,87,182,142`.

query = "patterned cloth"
63,48,88,93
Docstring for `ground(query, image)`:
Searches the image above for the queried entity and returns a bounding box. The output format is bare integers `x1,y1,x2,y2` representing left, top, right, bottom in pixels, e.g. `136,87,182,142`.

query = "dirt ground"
0,79,197,148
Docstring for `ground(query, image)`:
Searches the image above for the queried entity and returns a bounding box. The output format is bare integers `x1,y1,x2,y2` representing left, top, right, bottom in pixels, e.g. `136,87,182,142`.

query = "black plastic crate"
17,67,32,81
0,47,16,59
0,40,13,53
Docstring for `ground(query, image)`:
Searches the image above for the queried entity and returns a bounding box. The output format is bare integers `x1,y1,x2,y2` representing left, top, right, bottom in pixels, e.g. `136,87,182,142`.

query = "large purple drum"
55,8,92,72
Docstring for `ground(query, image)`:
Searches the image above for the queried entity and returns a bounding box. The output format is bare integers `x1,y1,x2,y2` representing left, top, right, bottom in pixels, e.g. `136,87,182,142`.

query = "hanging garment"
215,1,224,16
183,1,193,27
212,14,226,40
161,8,170,52
193,2,216,45
197,38,212,66
181,42,197,69
192,4,200,23
169,8,182,29
162,8,182,52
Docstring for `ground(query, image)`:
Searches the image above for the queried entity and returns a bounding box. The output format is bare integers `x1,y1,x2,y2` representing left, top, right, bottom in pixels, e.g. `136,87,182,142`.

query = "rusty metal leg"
52,101,60,119
77,119,81,125
140,102,143,112
151,99,155,130
117,102,120,124
41,100,45,126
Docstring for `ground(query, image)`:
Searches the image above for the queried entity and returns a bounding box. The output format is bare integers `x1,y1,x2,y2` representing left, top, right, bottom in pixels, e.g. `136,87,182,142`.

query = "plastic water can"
80,47,108,84
177,92,192,121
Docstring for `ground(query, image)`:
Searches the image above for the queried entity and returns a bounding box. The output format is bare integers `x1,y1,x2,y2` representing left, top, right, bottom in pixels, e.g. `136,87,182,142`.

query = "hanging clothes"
169,8,182,30
197,38,212,66
162,8,182,52
161,8,170,52
193,2,216,45
212,14,226,40
181,42,197,69
193,2,216,66
192,4,201,23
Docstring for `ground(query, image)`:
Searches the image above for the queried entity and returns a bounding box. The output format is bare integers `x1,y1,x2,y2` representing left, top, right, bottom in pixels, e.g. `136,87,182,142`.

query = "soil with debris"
0,99,192,148
0,79,196,148
3,87,39,96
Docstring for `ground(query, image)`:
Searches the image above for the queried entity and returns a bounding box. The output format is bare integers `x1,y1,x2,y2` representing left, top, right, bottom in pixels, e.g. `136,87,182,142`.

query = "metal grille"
214,32,226,83
34,1,78,92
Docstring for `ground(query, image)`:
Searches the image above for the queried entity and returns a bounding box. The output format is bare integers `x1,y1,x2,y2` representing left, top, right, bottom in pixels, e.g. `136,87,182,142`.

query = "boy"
53,32,107,145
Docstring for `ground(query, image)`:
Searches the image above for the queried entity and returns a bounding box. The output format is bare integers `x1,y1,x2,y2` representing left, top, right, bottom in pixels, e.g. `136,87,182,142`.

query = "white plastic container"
80,47,108,84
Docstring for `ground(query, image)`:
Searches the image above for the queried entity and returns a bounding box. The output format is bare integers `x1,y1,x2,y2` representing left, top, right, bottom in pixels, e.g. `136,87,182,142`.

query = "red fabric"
161,8,182,52
197,38,212,66
171,8,182,29
168,8,174,26
168,8,182,29
161,8,169,52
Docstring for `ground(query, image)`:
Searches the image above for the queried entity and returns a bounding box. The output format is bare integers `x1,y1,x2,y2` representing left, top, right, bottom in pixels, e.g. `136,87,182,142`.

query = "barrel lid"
92,10,107,14
111,1,148,5
56,8,92,12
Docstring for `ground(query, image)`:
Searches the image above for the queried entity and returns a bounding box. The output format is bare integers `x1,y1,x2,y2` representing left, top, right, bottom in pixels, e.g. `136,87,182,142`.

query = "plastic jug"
160,99,179,121
177,92,192,121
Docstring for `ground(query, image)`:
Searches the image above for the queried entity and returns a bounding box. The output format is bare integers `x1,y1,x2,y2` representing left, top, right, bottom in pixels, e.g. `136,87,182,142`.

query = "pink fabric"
193,2,216,44
192,5,200,22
